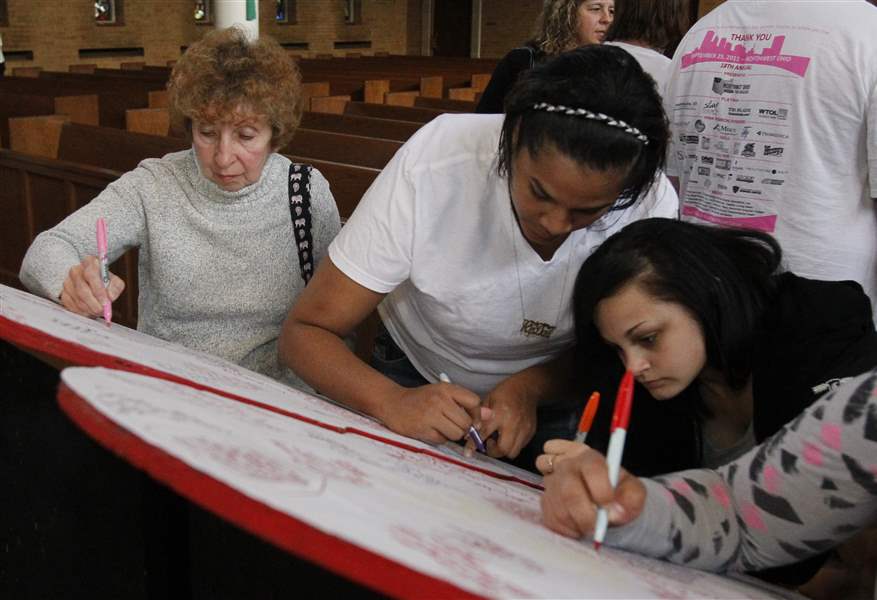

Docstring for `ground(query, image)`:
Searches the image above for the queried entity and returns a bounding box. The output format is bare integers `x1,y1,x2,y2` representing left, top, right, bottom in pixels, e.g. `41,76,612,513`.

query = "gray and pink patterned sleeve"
605,369,877,572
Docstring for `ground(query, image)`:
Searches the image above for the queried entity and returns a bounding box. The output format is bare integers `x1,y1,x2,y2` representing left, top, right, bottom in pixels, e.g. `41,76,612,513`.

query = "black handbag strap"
288,163,314,285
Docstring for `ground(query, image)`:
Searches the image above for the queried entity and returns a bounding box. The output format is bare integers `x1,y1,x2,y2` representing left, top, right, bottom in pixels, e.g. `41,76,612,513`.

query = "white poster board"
59,367,800,600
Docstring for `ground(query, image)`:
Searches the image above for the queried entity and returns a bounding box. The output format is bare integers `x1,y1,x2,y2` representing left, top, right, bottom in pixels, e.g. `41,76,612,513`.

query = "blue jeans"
370,328,428,388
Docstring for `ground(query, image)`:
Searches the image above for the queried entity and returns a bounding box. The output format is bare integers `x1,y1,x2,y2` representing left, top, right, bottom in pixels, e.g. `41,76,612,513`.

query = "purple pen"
439,372,487,453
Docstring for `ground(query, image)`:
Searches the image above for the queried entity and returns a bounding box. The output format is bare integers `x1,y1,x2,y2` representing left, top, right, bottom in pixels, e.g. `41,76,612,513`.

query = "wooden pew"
11,118,378,220
0,91,99,147
343,102,444,124
309,95,352,114
11,67,42,78
125,108,172,137
69,64,98,74
414,97,476,112
123,107,402,170
286,129,401,170
300,112,421,142
1,73,153,129
148,90,169,109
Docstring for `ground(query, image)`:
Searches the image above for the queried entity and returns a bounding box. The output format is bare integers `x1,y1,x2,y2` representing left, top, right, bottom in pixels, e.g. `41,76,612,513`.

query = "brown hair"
168,27,302,149
604,0,690,56
532,0,588,56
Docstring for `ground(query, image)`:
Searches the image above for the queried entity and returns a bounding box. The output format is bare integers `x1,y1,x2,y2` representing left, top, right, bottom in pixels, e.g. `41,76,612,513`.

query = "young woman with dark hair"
535,217,877,584
280,46,677,460
570,218,877,477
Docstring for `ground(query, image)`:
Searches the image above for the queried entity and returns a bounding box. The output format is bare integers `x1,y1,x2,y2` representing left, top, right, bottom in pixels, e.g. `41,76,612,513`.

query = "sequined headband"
532,102,649,144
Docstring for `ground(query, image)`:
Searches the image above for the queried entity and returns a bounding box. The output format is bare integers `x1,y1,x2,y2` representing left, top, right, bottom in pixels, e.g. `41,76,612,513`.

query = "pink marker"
96,218,112,325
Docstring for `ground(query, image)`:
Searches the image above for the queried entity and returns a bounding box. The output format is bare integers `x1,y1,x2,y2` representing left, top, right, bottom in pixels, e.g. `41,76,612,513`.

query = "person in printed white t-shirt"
664,0,877,314
280,46,678,466
603,0,690,96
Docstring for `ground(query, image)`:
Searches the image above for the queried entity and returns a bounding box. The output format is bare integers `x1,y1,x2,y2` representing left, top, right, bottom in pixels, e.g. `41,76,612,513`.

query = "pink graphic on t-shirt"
821,423,842,451
762,464,781,494
682,205,777,232
711,483,731,508
682,31,811,77
803,441,823,466
741,502,767,531
671,480,694,495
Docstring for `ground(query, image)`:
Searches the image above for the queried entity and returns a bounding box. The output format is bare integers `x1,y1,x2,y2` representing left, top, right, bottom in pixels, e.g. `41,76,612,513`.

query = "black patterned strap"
288,163,314,285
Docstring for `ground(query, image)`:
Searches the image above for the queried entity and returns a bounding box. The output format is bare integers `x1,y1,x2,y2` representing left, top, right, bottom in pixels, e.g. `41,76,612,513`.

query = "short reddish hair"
168,27,302,149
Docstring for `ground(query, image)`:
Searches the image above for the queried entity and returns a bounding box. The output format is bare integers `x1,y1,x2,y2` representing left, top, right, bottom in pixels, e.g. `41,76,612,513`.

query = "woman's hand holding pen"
60,256,125,318
379,381,486,446
537,440,646,540
477,382,539,459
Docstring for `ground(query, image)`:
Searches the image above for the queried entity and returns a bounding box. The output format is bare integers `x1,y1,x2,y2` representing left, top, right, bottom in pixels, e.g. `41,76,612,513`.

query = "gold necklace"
509,207,575,339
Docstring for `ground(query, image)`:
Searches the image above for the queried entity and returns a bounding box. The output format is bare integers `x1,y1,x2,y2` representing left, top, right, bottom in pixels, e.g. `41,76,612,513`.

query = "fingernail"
608,502,626,522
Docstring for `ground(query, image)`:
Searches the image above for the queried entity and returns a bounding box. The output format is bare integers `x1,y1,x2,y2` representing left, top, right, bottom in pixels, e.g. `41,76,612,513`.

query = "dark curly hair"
168,27,302,149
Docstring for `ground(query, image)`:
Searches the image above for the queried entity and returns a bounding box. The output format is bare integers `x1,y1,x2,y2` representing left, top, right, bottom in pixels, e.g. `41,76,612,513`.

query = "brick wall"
479,0,541,59
0,0,417,71
0,0,728,70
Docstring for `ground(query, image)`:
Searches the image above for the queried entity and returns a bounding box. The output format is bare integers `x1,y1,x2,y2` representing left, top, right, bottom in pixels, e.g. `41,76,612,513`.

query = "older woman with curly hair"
475,0,614,113
20,27,340,389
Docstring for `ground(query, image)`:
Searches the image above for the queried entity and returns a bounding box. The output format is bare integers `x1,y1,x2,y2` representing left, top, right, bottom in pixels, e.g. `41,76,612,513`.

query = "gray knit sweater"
20,149,341,389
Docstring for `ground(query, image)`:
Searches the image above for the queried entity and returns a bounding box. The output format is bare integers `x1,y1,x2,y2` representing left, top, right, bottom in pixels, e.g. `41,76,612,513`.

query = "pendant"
520,319,556,339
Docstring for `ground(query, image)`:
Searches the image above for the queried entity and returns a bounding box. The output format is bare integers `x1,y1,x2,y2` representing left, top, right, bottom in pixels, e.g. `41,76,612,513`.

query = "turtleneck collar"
186,148,282,206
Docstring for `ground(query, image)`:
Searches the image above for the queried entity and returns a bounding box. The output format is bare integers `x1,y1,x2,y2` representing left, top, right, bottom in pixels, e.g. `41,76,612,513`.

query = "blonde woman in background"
475,0,613,113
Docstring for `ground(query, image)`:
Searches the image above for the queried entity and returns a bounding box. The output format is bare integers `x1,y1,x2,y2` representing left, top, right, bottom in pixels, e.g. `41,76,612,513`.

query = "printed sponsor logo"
757,107,788,120
676,99,699,109
756,129,789,139
701,137,711,150
711,77,752,95
763,145,784,156
713,123,737,135
680,134,700,144
698,166,711,176
717,182,728,190
714,140,732,153
694,119,706,133
728,107,751,117
701,155,714,165
740,143,756,158
740,126,752,139
736,175,755,183
732,185,762,195
715,158,731,170
761,178,785,185
703,100,719,113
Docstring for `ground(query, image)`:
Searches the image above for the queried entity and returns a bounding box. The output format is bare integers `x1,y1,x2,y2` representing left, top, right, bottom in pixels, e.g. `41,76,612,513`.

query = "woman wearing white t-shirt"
280,46,678,461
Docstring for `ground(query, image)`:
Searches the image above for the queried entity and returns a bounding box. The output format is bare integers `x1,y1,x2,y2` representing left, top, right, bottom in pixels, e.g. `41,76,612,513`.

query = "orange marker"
574,391,600,444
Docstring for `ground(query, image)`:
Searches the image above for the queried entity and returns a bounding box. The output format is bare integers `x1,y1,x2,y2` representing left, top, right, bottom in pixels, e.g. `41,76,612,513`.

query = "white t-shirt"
664,0,877,311
605,41,672,96
330,113,679,395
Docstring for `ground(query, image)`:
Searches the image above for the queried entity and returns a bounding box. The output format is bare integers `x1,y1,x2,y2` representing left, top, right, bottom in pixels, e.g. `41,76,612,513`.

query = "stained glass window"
194,0,212,24
275,0,297,24
94,0,116,24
